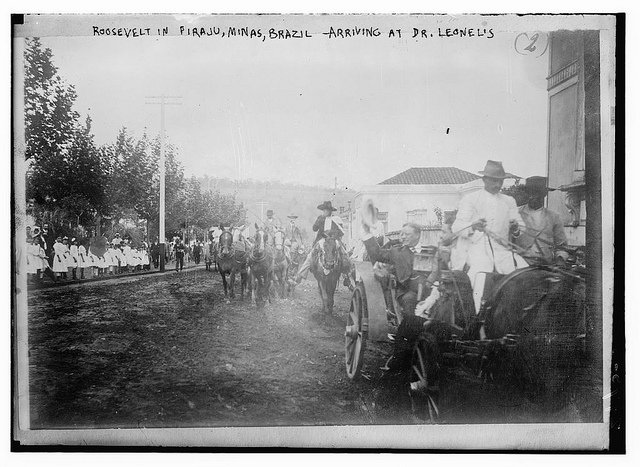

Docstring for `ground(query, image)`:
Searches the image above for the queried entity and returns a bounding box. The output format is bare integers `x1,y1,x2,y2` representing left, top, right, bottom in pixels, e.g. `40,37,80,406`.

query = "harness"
217,232,235,261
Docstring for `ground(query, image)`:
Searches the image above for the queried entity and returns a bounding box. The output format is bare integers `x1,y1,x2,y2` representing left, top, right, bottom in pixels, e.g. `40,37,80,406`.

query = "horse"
272,229,291,298
248,225,275,310
231,226,249,297
424,264,587,399
215,230,245,299
311,234,344,314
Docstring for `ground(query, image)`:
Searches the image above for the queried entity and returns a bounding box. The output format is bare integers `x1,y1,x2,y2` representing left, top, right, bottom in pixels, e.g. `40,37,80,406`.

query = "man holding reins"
295,201,351,286
451,160,528,313
515,176,568,265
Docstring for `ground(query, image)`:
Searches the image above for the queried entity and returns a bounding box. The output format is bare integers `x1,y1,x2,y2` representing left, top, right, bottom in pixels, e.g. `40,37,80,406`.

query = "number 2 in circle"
525,33,539,52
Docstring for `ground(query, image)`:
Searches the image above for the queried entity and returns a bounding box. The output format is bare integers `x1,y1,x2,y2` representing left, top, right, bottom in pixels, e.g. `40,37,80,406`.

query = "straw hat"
478,160,518,179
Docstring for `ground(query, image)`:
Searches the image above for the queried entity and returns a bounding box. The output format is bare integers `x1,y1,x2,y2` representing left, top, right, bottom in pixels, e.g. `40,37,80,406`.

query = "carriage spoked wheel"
345,282,368,380
409,333,441,422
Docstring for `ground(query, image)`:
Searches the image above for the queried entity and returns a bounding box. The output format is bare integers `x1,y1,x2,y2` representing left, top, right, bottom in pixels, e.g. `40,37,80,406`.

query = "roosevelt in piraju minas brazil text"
91,25,495,40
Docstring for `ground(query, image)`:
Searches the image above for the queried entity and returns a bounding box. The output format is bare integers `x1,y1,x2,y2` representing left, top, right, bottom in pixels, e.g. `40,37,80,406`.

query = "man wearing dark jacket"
296,201,350,283
362,221,424,319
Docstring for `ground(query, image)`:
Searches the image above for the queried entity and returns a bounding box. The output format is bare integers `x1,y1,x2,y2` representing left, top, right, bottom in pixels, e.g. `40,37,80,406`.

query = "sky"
24,14,554,190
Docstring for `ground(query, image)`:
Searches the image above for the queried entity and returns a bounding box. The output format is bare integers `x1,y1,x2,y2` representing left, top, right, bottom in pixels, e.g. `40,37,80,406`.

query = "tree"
24,39,110,234
24,38,79,163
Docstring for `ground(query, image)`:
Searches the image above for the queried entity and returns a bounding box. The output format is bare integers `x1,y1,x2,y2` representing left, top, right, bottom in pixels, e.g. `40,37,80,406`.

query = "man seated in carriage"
451,160,529,314
295,201,352,285
360,221,428,321
514,176,568,266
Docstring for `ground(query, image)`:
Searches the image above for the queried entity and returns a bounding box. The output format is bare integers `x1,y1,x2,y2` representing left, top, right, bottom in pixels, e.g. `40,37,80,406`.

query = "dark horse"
215,230,247,299
272,229,290,298
405,263,587,421
248,225,275,309
311,235,343,314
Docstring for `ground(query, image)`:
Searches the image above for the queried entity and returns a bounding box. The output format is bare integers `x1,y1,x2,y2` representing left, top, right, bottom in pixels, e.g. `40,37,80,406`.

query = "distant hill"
196,176,355,242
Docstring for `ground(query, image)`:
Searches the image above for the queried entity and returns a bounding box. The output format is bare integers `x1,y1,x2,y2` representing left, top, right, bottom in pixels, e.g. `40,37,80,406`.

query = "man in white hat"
515,176,568,265
452,160,528,312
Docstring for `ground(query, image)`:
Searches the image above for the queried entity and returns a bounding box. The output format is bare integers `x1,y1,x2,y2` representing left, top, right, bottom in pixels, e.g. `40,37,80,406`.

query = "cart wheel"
345,282,368,380
409,333,441,422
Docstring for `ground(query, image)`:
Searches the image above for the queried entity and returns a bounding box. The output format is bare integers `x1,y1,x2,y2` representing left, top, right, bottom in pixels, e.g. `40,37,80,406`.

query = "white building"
345,167,484,248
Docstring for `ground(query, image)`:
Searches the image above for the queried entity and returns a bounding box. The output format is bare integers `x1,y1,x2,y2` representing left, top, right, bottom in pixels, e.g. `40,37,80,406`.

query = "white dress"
52,242,67,273
78,245,88,268
69,244,79,269
87,250,99,269
121,245,130,267
26,243,40,274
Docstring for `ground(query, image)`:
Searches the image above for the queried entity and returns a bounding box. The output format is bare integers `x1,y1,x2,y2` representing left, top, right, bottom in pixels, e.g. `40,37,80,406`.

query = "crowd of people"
24,224,211,285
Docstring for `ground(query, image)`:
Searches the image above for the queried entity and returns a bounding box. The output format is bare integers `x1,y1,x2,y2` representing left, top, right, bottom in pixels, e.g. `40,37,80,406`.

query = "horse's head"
320,236,339,270
218,230,234,257
253,227,268,254
273,229,285,251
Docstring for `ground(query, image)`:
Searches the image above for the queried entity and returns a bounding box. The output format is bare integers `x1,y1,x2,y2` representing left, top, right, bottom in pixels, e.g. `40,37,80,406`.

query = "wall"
345,180,483,248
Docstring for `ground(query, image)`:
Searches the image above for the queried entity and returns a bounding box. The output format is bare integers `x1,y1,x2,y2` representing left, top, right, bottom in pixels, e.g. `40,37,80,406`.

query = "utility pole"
145,95,182,272
256,201,268,222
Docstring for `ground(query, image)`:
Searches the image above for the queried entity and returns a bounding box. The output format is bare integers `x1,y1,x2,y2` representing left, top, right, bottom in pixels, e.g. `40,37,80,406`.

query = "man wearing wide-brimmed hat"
515,176,567,264
295,201,350,284
452,160,528,311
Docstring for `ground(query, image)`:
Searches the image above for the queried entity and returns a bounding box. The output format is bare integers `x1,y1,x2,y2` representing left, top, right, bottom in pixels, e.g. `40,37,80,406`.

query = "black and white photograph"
10,11,620,451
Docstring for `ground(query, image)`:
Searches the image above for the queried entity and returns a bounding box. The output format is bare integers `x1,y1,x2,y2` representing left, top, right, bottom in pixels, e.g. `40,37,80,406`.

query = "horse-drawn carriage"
345,244,587,421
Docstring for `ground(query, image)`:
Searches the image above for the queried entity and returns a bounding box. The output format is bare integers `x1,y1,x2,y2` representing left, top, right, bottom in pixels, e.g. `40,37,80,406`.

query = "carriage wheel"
409,333,441,422
345,282,368,380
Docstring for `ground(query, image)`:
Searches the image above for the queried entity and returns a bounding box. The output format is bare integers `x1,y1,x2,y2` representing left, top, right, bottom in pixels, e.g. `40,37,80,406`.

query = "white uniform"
69,244,79,270
27,243,40,274
52,242,67,273
452,189,528,284
121,245,130,267
78,245,88,268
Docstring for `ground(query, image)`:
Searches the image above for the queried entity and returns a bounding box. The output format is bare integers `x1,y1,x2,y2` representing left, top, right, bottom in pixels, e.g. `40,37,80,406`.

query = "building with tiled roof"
379,167,481,185
342,167,483,249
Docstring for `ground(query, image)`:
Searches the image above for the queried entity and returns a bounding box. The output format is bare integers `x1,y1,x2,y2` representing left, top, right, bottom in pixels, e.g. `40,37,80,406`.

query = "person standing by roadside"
78,240,88,279
174,239,185,271
40,223,56,269
69,238,80,280
26,235,40,284
52,236,67,281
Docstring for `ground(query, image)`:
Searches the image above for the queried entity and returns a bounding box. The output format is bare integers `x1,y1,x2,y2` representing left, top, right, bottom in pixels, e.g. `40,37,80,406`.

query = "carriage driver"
295,201,352,286
451,160,528,313
514,176,568,265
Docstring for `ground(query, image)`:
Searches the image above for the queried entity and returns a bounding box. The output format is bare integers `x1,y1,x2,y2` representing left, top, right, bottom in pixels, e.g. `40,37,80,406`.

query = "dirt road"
26,268,601,429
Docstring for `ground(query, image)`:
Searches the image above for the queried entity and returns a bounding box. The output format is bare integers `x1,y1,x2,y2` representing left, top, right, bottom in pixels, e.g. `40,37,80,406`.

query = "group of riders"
206,201,354,298
206,158,574,319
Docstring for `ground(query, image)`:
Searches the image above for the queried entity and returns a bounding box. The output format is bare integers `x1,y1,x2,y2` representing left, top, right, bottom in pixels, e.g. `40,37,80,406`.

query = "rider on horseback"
285,213,304,252
262,209,281,244
295,201,352,288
